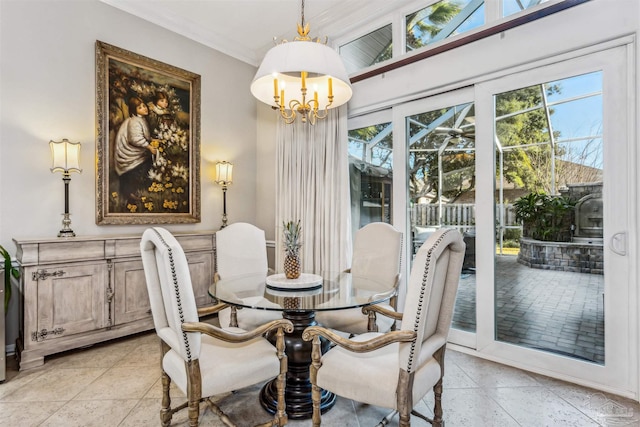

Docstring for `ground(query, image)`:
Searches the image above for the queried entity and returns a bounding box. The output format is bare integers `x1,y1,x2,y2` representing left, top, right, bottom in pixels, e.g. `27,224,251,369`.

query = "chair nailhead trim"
152,228,193,362
406,229,453,373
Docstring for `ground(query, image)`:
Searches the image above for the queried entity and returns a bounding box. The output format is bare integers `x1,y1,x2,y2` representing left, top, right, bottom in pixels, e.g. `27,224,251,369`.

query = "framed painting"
95,41,201,225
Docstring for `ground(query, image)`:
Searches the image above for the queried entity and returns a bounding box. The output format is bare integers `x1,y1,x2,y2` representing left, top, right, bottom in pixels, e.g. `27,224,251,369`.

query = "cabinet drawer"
38,240,105,264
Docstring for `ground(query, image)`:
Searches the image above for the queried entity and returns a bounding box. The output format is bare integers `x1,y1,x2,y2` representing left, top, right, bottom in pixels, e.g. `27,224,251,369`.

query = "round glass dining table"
209,271,395,419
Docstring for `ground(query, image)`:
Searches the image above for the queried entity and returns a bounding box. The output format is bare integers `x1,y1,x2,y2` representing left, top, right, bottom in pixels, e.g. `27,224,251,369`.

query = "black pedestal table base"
260,310,335,419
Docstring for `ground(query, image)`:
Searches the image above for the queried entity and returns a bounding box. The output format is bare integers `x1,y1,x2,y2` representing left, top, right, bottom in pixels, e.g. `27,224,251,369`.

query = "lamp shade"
50,139,82,173
215,161,233,185
251,41,352,109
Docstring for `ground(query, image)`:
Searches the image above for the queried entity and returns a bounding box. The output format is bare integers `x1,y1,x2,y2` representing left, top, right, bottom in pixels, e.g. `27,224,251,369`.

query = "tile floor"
1,330,639,426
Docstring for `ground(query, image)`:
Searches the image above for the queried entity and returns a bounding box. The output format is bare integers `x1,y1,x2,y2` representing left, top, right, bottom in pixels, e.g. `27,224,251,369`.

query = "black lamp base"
58,229,76,238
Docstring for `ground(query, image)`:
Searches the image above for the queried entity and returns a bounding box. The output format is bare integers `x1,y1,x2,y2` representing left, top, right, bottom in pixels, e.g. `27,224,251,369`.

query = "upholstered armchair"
315,222,403,334
215,222,282,329
303,228,465,427
140,227,293,427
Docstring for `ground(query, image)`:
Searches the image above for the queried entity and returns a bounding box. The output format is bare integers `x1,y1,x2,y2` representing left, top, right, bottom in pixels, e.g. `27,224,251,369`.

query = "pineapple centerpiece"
283,220,302,279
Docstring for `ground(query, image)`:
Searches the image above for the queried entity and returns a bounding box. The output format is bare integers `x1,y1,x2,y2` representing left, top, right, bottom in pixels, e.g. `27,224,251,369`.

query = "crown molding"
100,0,260,65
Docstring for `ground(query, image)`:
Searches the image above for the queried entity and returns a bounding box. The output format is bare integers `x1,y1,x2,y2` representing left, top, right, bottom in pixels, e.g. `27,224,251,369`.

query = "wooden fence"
410,203,518,229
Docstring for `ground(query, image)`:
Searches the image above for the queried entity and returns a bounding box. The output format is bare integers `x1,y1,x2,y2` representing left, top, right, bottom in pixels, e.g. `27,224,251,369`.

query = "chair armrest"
196,302,229,317
364,273,400,303
182,319,294,343
302,326,415,353
362,304,403,320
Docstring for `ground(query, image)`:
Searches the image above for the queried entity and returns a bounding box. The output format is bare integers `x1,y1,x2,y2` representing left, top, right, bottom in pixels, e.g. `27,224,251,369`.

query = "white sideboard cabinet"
13,231,215,370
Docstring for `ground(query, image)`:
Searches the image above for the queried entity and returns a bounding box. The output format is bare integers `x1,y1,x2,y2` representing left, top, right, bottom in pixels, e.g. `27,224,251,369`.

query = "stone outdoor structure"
518,238,604,274
517,182,603,275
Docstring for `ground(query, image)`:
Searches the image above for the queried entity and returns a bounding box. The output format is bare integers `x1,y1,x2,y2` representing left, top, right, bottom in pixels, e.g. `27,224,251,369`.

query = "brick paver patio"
452,255,605,364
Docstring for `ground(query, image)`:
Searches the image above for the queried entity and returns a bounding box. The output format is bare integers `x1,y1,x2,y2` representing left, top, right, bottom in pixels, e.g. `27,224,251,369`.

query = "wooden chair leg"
186,360,202,427
275,326,288,427
310,335,322,426
367,311,379,332
432,378,444,427
398,413,411,427
230,306,239,327
397,370,414,427
206,399,234,426
432,345,446,427
160,341,172,427
160,370,172,427
188,400,200,427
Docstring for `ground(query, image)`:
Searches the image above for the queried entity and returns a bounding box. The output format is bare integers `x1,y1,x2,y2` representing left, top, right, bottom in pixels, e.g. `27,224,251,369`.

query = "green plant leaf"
0,244,19,314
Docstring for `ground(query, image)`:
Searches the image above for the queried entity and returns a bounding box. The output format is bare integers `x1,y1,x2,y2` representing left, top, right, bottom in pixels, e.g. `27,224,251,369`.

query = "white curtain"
275,106,352,275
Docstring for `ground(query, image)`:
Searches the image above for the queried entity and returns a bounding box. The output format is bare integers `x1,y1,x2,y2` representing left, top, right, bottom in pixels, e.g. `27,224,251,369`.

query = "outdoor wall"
0,0,259,352
518,239,604,275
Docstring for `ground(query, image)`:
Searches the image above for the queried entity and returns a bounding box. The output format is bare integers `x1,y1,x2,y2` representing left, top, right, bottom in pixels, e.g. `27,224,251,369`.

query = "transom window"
338,0,570,75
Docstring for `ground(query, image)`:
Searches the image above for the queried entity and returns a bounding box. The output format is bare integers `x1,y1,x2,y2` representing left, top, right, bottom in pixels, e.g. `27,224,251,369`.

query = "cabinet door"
187,252,214,307
112,260,151,325
112,252,214,326
35,263,107,340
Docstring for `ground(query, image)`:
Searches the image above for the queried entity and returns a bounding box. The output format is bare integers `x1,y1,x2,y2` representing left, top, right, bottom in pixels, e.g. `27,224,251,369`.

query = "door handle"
609,232,627,256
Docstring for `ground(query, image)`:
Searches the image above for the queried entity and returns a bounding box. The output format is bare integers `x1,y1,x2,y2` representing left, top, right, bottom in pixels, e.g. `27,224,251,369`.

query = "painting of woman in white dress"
96,41,201,225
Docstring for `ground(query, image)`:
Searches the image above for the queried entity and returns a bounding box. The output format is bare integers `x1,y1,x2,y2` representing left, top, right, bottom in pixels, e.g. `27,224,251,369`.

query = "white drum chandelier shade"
250,0,352,124
251,41,353,109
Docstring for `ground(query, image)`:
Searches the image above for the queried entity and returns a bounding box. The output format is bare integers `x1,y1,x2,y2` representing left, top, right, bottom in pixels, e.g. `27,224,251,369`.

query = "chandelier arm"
280,101,297,123
313,106,330,121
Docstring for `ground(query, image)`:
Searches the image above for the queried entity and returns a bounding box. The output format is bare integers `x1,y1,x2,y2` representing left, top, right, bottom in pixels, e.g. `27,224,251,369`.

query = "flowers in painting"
108,66,191,214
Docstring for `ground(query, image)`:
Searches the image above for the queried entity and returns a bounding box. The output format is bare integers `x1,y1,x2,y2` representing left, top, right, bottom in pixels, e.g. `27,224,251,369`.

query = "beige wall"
0,0,260,248
0,0,264,349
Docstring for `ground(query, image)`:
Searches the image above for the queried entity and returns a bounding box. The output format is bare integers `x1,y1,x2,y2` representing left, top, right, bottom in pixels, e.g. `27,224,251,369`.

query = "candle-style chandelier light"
250,0,352,125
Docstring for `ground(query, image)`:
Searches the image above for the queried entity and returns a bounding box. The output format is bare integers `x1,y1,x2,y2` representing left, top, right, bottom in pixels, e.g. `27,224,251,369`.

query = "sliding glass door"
391,45,634,392
492,71,604,363
347,110,393,234
474,46,633,391
395,87,477,348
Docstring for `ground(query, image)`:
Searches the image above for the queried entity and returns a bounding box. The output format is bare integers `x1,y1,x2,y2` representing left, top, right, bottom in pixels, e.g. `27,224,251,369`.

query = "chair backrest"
399,228,465,373
350,222,403,291
215,222,268,279
140,227,201,362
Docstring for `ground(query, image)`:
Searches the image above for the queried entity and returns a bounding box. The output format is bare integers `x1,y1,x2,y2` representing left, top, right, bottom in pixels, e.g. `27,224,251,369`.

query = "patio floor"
452,255,605,364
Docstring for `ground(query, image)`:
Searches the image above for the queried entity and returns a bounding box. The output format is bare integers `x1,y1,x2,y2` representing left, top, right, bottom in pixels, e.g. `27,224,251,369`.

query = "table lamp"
50,139,81,237
214,161,233,228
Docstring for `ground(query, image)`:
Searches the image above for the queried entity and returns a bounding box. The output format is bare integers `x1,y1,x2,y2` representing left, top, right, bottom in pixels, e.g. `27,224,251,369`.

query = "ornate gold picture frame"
96,41,201,225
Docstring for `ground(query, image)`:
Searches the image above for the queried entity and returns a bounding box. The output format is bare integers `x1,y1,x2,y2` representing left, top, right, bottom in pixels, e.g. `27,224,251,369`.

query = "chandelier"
250,0,352,125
